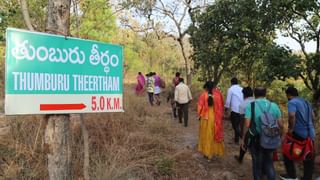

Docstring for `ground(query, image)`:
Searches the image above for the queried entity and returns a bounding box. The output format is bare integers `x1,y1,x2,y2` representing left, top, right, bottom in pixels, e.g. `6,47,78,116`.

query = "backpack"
257,102,281,149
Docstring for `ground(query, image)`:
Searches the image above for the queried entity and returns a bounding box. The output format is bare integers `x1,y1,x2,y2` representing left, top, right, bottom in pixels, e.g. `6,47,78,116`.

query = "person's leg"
239,115,245,138
157,93,161,105
250,145,262,180
148,93,154,106
151,93,154,104
236,146,246,163
183,103,189,127
171,102,177,118
236,115,246,162
155,93,160,105
177,103,182,123
262,149,275,180
230,112,240,143
282,154,297,178
302,155,314,180
234,112,241,141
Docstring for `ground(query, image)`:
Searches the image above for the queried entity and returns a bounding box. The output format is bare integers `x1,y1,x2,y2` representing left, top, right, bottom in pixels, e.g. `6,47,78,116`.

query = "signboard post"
5,28,123,115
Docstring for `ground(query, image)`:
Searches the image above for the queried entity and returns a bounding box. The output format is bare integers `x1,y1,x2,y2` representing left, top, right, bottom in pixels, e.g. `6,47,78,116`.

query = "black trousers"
238,115,246,161
283,154,314,180
177,102,189,127
147,92,154,106
283,133,314,180
231,111,241,142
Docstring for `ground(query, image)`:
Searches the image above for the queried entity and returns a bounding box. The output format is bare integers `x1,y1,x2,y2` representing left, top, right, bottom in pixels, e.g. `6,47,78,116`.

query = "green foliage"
71,0,117,42
120,0,156,17
257,45,301,82
25,0,47,31
0,0,24,41
113,28,181,78
0,0,47,41
274,0,320,103
155,155,174,176
189,0,278,86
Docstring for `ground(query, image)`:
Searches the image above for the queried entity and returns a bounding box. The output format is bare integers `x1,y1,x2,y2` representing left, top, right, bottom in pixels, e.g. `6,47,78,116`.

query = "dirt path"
154,91,309,180
158,98,255,180
140,90,319,179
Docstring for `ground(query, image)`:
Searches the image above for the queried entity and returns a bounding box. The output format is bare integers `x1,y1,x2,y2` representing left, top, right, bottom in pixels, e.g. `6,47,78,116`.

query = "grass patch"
155,155,174,176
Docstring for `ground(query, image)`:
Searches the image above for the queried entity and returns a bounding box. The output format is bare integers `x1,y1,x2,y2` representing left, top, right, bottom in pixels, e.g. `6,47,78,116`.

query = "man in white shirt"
235,86,254,163
225,77,244,143
174,78,192,127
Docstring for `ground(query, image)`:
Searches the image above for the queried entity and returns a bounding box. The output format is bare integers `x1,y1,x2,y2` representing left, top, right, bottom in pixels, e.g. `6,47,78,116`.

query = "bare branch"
287,23,309,59
121,21,154,33
300,73,312,90
291,6,317,33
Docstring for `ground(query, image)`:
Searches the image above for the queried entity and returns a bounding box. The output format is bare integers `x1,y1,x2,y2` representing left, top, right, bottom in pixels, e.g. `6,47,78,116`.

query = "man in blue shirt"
280,87,315,180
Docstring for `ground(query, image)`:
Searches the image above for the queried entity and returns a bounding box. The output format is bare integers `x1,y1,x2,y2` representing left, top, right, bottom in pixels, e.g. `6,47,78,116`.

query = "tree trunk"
20,0,34,31
46,0,71,36
72,2,90,179
45,115,71,180
177,39,191,85
45,0,71,180
80,115,90,180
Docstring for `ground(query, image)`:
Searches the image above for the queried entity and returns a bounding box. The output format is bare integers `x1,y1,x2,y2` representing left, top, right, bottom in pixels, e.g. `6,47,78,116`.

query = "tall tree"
276,0,320,104
189,0,282,86
45,0,72,179
118,0,213,84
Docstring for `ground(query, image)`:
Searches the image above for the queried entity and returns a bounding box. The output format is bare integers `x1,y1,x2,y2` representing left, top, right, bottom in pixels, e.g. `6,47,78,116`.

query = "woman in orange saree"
197,81,225,159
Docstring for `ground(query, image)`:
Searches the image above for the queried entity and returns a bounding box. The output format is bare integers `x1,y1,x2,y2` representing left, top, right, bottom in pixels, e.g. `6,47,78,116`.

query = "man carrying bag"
280,87,316,180
240,87,283,180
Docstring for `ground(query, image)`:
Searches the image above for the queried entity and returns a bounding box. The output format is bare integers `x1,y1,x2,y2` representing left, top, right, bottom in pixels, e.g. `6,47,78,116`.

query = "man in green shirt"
240,87,283,180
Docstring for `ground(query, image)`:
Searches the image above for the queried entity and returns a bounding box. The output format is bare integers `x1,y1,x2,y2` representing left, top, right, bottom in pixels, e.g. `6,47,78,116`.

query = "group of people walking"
198,77,316,180
135,71,164,106
136,72,317,179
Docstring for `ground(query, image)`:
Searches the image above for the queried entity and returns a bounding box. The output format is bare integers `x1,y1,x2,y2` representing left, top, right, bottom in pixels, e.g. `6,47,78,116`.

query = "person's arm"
288,112,296,133
240,104,252,149
188,87,192,102
225,88,232,110
197,93,204,120
277,117,286,142
287,101,296,134
240,118,250,150
174,86,178,102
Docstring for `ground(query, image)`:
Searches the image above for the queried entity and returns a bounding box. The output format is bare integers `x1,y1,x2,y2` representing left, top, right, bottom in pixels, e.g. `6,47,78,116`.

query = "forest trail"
150,92,259,180
150,90,319,179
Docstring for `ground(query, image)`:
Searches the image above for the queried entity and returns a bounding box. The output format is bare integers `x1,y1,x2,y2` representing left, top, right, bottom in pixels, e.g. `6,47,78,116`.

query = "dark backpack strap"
256,100,272,113
249,101,256,129
304,100,311,137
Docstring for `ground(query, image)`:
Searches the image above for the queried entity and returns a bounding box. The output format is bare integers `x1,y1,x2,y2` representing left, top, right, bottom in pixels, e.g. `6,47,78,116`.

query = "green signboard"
5,28,123,114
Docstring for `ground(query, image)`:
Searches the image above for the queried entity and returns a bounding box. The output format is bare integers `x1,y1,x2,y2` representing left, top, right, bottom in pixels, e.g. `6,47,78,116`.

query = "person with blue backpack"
240,87,284,180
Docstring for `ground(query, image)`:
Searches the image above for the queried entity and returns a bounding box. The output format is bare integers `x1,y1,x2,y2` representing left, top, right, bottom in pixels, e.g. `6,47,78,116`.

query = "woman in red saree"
197,81,225,159
135,72,145,95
